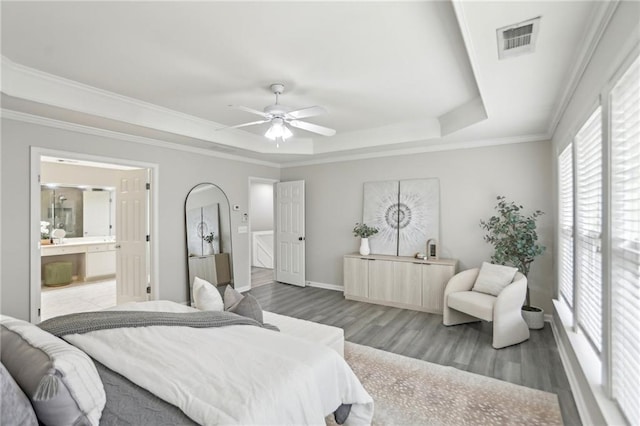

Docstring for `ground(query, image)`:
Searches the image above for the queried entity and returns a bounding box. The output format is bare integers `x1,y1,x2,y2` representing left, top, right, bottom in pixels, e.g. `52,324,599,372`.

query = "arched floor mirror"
185,183,234,305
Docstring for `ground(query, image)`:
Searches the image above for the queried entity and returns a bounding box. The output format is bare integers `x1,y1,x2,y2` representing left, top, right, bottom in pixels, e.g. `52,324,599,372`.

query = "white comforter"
64,301,373,425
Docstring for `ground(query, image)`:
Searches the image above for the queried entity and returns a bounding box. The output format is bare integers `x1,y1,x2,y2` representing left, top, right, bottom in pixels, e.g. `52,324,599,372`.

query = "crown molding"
546,0,620,138
1,56,313,155
1,109,282,168
451,1,488,112
280,132,550,168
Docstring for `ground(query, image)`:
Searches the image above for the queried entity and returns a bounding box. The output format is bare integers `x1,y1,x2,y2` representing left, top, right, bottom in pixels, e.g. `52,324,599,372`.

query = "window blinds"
575,107,603,353
559,145,574,307
610,56,640,423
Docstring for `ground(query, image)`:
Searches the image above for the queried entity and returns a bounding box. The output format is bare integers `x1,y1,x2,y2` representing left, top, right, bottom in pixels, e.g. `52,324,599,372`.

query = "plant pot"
359,238,370,256
41,239,52,246
521,306,544,329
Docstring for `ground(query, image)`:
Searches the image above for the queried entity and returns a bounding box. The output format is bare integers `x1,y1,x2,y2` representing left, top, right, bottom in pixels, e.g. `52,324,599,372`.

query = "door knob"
298,237,305,241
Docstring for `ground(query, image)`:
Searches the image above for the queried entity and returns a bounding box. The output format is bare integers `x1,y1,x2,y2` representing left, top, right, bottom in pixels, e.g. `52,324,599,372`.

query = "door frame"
246,176,279,292
29,147,159,322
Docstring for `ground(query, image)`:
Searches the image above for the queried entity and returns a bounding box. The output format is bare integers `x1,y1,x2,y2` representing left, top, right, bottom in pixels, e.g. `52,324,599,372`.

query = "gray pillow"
223,285,244,311
0,316,106,426
229,294,264,323
0,361,38,426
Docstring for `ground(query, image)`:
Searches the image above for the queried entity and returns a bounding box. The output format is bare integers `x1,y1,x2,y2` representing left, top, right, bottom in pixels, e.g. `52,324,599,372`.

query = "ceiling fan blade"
217,119,270,130
229,105,269,118
286,106,327,120
289,120,336,136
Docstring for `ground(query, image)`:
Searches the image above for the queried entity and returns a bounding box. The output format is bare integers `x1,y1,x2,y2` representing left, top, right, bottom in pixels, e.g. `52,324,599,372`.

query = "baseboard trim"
235,285,251,293
306,281,344,292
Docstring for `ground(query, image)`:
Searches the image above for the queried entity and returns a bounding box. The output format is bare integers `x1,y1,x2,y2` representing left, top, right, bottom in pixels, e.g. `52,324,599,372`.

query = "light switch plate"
238,226,248,234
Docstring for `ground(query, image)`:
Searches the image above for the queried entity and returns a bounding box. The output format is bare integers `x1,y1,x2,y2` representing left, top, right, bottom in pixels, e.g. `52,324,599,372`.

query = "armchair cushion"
447,291,495,322
472,262,518,296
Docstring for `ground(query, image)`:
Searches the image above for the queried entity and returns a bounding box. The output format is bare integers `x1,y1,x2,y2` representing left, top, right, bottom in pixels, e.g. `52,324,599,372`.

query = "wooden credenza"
343,254,457,314
188,253,232,287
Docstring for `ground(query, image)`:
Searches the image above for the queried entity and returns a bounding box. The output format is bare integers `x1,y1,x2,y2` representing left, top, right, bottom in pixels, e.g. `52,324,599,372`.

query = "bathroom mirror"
185,183,234,305
40,185,115,238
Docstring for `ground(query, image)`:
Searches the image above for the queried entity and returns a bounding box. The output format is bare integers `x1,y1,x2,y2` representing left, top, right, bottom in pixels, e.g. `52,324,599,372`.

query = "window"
610,55,640,423
557,53,640,424
574,107,603,353
558,145,574,307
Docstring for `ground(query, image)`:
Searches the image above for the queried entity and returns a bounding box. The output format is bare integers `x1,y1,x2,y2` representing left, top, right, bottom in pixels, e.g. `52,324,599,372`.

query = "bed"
0,300,374,425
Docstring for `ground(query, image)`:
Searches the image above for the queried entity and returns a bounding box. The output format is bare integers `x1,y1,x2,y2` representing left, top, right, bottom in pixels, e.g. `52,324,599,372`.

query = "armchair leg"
492,310,530,349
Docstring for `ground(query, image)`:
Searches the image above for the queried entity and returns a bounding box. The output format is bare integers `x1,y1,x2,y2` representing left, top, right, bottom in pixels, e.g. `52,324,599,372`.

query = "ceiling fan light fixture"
265,118,292,141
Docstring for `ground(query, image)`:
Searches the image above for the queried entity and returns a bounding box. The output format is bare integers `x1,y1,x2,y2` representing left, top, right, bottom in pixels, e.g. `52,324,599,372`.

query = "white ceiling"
1,1,603,165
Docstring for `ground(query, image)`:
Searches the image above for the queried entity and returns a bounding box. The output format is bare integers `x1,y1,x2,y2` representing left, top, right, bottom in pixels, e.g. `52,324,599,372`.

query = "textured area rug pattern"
330,342,562,426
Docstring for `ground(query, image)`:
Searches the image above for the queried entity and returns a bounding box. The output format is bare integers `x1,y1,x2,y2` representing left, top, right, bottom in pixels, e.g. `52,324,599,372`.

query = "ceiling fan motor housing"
270,83,285,95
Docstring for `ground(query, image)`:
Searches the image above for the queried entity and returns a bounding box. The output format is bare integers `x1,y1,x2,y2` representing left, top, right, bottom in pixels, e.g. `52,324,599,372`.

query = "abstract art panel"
363,181,400,255
398,179,439,256
362,179,440,256
186,203,220,256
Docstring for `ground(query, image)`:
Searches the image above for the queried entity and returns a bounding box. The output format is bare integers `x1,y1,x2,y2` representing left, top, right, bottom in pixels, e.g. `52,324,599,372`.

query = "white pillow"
0,315,106,426
192,277,224,311
472,262,519,296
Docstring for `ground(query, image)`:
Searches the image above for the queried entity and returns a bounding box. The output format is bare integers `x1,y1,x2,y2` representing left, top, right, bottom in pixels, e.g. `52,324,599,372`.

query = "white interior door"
275,180,305,287
116,168,149,303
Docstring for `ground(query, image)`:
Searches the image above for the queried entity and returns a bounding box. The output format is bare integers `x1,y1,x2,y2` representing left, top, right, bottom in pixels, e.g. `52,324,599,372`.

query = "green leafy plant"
202,232,216,243
480,196,545,307
40,221,50,240
353,223,379,238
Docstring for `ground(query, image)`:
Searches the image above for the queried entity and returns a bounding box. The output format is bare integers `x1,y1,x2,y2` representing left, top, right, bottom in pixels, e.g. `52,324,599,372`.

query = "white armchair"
443,268,530,349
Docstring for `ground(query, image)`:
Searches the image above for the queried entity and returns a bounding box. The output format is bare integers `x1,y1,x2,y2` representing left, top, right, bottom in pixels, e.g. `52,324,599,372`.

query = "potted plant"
40,221,51,245
353,222,378,256
480,196,546,329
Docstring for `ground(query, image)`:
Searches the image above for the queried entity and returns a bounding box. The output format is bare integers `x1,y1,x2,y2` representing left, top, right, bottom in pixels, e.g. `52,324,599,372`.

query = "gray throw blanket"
39,310,279,337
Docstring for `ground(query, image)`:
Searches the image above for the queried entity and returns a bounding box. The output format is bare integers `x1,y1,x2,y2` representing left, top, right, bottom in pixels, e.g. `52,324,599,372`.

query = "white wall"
249,181,274,232
282,140,555,313
553,1,640,155
0,118,279,320
41,162,119,187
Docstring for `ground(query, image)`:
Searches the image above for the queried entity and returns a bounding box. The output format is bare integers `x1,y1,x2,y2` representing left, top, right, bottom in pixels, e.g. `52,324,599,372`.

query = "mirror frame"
184,183,234,305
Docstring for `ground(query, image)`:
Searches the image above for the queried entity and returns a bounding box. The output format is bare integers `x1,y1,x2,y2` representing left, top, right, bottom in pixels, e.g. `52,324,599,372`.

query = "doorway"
30,149,158,322
248,177,277,289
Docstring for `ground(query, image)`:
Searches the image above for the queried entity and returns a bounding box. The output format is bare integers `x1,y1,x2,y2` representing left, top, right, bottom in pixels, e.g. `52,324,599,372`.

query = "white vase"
204,242,214,256
359,238,370,256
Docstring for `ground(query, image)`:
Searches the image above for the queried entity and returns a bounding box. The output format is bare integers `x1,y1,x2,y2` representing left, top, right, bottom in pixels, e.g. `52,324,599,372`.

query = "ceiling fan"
218,83,336,141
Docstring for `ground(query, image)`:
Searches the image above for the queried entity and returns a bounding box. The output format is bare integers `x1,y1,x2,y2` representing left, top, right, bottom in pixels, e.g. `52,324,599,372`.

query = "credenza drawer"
87,243,116,253
41,245,85,256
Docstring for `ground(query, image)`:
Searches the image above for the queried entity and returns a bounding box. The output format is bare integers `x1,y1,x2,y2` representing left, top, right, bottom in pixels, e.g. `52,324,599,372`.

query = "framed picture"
362,179,440,256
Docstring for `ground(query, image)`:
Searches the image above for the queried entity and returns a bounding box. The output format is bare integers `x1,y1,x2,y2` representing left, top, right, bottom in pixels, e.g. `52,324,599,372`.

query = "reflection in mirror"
185,183,234,305
40,185,115,239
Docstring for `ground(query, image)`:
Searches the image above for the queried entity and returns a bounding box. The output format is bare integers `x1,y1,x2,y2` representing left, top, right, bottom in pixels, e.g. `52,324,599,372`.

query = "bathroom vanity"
41,239,116,283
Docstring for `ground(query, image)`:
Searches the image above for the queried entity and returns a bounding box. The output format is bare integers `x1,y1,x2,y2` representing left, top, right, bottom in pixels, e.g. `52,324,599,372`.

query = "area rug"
328,342,562,426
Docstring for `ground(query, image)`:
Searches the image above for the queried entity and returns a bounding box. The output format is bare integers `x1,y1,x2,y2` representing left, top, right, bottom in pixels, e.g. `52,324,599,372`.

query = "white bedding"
66,301,373,425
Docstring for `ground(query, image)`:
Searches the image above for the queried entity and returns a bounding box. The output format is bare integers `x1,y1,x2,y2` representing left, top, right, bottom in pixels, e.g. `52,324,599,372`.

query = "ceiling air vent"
497,17,540,60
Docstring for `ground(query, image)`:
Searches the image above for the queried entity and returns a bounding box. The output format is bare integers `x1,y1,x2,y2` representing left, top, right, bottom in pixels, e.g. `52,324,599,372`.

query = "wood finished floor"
249,281,581,426
251,266,274,289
